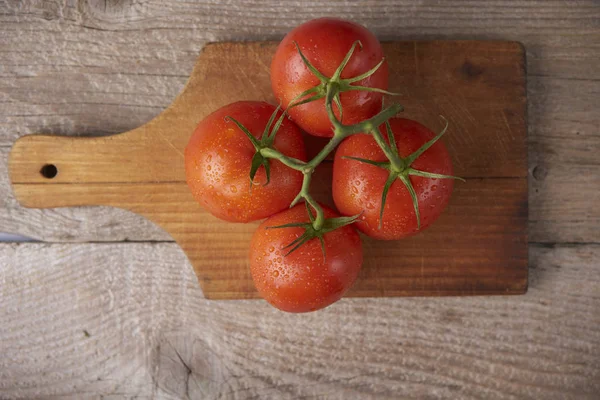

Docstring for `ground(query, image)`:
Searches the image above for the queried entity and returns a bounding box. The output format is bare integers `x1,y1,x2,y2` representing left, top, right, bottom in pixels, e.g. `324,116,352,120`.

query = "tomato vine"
228,40,461,254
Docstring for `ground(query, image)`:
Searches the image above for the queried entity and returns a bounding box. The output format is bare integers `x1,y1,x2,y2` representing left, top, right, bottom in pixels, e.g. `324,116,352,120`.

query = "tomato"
250,204,363,312
332,118,454,240
270,17,388,137
185,101,306,223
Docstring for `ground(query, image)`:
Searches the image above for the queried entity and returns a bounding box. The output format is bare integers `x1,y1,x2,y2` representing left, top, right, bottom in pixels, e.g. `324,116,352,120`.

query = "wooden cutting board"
8,41,528,299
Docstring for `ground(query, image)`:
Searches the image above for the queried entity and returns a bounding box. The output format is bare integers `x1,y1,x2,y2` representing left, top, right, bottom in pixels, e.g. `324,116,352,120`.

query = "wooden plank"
0,242,597,398
530,163,600,244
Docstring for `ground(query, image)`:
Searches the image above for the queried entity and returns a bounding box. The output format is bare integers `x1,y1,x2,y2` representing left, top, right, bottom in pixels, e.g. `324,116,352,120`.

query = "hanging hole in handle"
40,164,58,179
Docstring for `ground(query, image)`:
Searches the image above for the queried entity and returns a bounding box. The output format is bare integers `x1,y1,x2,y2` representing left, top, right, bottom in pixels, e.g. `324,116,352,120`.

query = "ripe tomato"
271,18,388,137
185,101,306,223
332,118,454,240
250,204,363,312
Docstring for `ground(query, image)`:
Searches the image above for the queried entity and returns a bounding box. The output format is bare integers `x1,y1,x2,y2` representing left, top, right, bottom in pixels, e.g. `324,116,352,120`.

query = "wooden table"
1,1,598,398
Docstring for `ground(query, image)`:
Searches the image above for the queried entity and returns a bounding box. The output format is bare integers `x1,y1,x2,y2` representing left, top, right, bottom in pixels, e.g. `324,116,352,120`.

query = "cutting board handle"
9,134,130,208
9,116,189,209
9,134,127,182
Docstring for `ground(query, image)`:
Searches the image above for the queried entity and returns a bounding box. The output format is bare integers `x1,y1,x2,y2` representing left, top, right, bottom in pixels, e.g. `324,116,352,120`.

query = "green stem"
353,103,404,135
303,193,324,229
307,136,344,170
291,172,324,230
260,147,307,171
325,82,344,132
290,172,312,207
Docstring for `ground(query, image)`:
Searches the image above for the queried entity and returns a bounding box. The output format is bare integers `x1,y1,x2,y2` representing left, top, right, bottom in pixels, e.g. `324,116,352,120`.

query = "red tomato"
250,204,363,312
271,18,388,137
185,101,306,223
332,118,454,240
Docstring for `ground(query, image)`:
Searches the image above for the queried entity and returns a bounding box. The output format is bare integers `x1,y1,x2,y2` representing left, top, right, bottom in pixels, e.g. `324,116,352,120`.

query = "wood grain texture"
0,242,598,399
8,41,528,299
1,0,599,398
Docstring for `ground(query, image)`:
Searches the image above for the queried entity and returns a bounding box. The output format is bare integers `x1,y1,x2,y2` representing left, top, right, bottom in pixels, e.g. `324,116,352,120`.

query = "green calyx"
287,40,398,124
343,117,465,230
226,106,301,187
268,203,361,260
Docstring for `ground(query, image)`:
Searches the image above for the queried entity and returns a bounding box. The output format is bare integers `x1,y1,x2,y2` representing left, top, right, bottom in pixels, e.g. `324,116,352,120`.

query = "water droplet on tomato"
355,180,361,186
272,270,279,278
206,155,212,162
269,246,275,253
351,186,359,194
366,202,375,210
432,185,438,190
208,185,214,189
206,165,212,171
230,185,237,193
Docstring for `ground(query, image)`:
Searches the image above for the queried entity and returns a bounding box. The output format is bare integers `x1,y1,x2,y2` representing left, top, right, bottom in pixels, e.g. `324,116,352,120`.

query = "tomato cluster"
185,18,461,313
